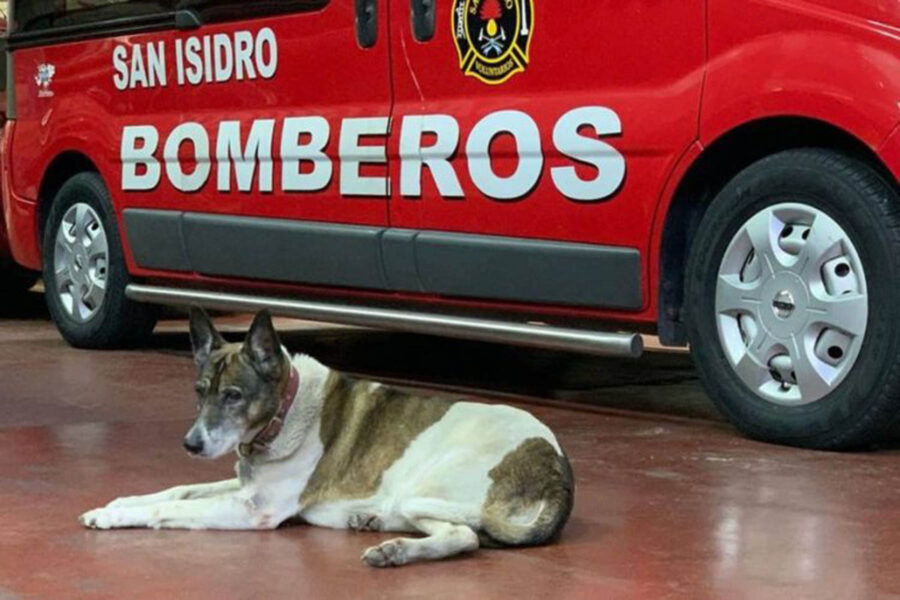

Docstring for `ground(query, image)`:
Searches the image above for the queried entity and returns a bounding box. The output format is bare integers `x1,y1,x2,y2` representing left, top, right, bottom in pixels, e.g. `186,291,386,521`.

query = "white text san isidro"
112,27,278,90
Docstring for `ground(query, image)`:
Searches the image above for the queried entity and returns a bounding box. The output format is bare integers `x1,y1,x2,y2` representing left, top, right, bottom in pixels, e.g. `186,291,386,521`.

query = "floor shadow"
0,291,49,320
144,325,703,407
282,328,713,420
282,329,698,395
142,331,192,354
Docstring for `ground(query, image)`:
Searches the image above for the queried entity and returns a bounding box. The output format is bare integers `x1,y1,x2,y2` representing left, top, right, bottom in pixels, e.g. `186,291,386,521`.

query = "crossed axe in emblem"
479,27,507,56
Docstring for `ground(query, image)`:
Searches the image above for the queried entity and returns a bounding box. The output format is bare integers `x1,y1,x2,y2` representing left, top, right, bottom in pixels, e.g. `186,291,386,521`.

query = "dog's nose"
183,436,204,455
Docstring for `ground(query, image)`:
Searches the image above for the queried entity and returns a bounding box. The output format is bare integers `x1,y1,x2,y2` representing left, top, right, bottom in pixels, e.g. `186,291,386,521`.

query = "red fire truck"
3,0,900,449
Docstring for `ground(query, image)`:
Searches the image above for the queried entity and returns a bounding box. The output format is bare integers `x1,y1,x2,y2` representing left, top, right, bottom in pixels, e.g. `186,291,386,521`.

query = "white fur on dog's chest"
300,401,560,531
237,434,324,527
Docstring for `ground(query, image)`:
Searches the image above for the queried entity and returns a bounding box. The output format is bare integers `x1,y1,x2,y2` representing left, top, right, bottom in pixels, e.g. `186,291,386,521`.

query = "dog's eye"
194,381,207,395
222,388,243,404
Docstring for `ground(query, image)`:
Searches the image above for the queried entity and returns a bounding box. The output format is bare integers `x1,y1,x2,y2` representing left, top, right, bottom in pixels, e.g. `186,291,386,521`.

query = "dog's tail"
478,438,574,548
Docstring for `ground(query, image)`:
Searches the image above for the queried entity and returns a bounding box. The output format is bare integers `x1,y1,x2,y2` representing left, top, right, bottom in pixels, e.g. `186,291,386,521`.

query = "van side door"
387,0,705,312
121,1,395,291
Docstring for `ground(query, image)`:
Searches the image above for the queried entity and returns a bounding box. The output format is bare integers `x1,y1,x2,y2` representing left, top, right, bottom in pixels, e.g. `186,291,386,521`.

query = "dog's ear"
243,310,283,380
189,306,225,367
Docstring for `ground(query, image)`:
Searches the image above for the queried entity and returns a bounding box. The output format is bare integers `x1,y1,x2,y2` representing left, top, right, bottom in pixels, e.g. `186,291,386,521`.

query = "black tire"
685,148,900,449
0,256,39,295
42,172,157,349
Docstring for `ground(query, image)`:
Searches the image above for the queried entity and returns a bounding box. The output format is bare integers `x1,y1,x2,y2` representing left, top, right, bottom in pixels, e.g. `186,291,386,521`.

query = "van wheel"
42,172,157,349
685,148,900,449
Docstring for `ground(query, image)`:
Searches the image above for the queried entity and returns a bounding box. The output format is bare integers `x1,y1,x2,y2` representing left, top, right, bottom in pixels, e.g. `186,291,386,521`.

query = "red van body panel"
702,1,900,149
3,1,899,330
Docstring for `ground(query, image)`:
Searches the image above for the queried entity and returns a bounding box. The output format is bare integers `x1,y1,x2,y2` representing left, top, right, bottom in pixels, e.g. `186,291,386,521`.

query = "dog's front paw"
362,539,408,568
79,507,119,530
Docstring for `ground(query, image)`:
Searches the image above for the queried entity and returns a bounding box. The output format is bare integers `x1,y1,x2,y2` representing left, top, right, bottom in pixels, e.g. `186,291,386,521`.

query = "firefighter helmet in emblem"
452,0,534,85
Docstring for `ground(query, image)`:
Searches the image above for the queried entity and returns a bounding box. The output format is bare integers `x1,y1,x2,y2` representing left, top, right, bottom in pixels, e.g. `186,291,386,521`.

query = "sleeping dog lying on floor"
80,308,574,567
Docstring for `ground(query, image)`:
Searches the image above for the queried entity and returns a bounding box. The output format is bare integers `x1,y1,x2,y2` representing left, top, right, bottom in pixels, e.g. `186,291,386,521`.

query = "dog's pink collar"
240,365,300,456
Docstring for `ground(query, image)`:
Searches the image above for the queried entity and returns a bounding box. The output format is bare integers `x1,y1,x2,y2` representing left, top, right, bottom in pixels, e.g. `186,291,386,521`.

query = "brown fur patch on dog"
300,375,453,508
479,437,574,547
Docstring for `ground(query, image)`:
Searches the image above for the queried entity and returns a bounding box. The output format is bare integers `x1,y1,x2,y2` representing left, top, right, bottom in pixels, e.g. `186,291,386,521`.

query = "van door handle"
355,0,378,48
410,0,435,42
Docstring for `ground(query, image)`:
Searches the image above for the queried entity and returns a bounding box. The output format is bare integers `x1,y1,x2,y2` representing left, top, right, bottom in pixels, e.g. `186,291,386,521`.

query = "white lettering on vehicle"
113,42,166,90
551,107,626,201
121,126,160,191
163,123,210,192
120,108,627,202
466,110,543,201
400,115,464,198
113,28,278,90
216,120,276,193
339,118,391,197
281,117,332,192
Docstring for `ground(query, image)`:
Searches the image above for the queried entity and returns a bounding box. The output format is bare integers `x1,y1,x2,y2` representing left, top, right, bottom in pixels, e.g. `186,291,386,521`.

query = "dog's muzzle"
183,429,205,456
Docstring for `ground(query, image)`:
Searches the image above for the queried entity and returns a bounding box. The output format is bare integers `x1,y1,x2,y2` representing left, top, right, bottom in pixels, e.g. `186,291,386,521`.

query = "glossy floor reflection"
1,295,899,599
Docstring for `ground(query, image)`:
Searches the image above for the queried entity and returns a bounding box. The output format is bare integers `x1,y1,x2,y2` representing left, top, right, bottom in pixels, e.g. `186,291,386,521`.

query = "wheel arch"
657,116,898,346
36,151,100,247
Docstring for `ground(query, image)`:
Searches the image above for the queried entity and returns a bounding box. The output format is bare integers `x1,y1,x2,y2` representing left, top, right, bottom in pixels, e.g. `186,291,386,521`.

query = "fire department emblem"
452,0,534,85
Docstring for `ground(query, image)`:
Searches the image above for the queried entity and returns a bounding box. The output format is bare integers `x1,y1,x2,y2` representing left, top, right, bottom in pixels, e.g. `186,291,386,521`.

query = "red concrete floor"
2,292,900,599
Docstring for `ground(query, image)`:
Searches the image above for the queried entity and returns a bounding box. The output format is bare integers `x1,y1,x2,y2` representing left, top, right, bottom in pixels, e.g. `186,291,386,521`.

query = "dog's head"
183,307,289,459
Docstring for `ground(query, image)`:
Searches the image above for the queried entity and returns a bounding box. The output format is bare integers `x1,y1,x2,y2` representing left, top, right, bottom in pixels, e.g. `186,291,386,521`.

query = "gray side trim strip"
123,210,643,310
415,232,642,309
123,209,190,272
182,213,389,290
381,229,423,292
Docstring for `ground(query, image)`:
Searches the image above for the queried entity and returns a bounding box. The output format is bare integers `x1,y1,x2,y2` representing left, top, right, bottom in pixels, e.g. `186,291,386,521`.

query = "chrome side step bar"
126,284,644,358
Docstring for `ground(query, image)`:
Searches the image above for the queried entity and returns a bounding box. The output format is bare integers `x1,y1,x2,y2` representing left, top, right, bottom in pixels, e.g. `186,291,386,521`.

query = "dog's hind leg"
361,498,480,567
105,479,241,509
479,439,574,548
361,518,479,568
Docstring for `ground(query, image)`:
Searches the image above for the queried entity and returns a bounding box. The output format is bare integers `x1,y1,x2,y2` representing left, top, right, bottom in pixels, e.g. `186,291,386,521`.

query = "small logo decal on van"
452,0,534,85
35,64,56,98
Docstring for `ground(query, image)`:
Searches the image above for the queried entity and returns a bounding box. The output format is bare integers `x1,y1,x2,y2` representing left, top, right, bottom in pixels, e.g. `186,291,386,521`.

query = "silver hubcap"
53,204,109,323
716,203,868,406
